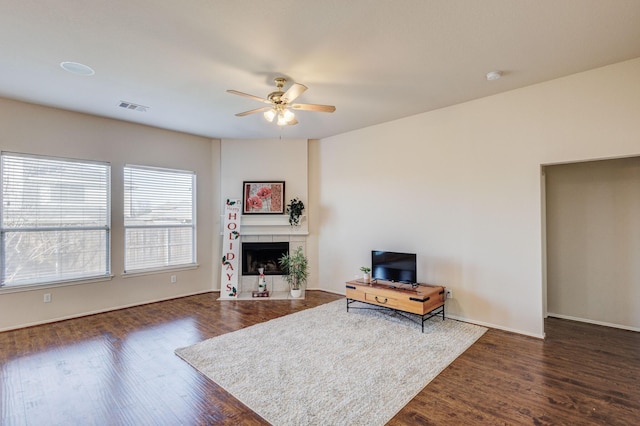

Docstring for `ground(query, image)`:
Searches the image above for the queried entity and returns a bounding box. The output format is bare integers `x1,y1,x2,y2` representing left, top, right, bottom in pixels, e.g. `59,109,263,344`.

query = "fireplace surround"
219,214,307,299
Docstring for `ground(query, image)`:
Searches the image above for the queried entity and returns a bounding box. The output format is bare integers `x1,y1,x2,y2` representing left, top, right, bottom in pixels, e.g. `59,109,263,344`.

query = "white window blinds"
124,165,196,273
1,152,111,287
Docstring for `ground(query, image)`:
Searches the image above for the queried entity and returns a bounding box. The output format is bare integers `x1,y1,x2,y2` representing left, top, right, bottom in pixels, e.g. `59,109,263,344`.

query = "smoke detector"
486,71,503,81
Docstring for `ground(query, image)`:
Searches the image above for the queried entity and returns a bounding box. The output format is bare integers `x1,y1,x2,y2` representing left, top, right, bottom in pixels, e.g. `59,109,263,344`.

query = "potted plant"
279,246,308,298
360,266,371,283
286,197,305,226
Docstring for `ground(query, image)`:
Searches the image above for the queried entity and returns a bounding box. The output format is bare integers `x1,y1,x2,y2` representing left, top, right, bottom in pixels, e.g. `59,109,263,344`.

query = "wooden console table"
345,279,445,332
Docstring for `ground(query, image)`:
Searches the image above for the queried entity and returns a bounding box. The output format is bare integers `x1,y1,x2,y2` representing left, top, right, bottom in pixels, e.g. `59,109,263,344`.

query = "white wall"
0,98,219,331
312,57,640,337
220,138,307,207
545,157,640,330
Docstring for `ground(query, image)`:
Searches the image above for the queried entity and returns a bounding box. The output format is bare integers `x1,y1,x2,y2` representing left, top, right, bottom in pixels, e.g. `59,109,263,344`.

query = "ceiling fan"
227,77,336,126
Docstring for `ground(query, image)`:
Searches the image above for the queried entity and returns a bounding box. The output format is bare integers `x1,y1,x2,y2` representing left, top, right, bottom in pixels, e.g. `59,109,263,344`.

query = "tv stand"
345,279,445,332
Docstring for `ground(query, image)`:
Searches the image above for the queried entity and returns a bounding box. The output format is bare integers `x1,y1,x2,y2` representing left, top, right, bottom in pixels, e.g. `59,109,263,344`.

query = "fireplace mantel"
220,214,308,236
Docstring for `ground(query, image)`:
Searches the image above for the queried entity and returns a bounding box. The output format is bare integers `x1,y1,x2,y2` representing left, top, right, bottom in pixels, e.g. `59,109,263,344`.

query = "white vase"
290,288,302,298
363,273,371,283
258,267,266,292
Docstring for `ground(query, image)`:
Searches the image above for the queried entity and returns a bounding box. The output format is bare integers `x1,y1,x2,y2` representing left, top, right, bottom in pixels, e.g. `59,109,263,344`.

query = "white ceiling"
2,0,640,140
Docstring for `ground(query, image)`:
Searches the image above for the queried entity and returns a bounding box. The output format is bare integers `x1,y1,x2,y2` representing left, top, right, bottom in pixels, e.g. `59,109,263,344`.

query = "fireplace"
242,242,289,275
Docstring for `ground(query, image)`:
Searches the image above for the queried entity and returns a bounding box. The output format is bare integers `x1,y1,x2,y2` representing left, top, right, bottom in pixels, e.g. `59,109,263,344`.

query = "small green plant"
279,246,309,290
360,266,371,274
286,197,305,226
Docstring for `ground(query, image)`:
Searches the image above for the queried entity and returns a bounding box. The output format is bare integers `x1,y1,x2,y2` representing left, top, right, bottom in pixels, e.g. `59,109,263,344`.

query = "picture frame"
243,181,285,214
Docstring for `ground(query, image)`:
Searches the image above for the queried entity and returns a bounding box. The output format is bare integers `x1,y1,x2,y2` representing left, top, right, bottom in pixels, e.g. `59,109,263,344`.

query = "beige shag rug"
175,300,486,425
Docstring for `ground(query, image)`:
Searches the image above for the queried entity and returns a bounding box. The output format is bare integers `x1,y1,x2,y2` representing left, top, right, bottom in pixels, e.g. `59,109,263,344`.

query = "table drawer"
364,292,400,308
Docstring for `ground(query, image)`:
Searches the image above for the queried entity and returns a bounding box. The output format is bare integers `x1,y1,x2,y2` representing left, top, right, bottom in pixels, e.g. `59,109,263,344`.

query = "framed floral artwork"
243,181,285,214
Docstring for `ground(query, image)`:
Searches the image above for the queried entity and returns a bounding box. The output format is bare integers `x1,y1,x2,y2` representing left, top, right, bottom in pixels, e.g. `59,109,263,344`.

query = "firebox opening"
242,242,289,275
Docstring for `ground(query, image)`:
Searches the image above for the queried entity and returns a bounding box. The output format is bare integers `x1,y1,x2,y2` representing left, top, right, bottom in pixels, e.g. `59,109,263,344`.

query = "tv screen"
371,250,417,283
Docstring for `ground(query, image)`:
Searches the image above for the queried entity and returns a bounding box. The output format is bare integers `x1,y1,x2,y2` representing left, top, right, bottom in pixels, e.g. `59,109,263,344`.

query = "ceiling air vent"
118,101,149,112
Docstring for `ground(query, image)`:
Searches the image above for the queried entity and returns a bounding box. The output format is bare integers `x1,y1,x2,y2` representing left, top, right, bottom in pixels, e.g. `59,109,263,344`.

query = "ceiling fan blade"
291,103,336,113
281,83,308,103
235,106,273,117
288,118,299,125
227,89,271,104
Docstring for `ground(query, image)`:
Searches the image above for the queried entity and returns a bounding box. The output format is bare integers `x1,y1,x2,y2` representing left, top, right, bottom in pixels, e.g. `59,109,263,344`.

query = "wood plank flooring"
1,291,638,425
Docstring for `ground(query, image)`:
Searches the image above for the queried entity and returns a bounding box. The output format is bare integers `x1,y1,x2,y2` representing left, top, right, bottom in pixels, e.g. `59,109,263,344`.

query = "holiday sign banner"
220,199,241,299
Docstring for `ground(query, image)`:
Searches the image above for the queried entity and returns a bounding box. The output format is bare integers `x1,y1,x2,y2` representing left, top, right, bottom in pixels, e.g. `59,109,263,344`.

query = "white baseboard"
547,312,640,332
0,289,214,332
444,313,545,339
306,287,343,295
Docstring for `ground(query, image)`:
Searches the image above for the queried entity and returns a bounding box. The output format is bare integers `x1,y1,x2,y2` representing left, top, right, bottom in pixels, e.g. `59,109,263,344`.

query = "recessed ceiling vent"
118,101,149,112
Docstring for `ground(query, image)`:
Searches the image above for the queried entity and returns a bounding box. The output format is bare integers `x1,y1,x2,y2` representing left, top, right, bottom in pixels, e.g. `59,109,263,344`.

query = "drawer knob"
374,296,388,304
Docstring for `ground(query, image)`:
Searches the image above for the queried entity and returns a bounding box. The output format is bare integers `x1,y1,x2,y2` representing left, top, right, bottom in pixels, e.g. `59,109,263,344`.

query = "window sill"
121,264,199,278
0,275,114,294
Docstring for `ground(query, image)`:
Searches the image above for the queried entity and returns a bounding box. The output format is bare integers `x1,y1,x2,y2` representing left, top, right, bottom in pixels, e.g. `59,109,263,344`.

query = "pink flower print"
247,196,263,210
256,186,272,199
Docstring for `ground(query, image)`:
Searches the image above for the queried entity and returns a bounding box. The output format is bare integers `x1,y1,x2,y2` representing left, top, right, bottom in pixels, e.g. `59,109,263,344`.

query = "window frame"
0,151,112,289
123,164,197,274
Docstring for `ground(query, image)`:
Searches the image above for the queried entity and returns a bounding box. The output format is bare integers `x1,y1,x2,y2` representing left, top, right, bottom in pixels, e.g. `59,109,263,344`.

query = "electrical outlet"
170,275,177,283
43,293,52,303
445,289,453,299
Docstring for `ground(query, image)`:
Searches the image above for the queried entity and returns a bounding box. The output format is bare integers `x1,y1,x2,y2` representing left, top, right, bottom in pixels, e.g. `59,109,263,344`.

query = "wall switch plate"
43,293,51,303
170,275,177,283
445,289,453,299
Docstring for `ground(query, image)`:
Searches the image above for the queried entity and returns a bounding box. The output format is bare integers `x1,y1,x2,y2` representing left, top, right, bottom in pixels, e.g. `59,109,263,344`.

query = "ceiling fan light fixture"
263,109,276,122
283,109,295,122
228,77,334,126
276,109,296,126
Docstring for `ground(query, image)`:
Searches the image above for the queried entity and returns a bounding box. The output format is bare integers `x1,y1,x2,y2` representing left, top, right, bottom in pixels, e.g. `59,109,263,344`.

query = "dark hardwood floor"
1,291,638,425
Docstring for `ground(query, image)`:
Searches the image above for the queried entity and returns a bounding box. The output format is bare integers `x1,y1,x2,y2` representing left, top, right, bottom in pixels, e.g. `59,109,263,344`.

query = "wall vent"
118,101,149,112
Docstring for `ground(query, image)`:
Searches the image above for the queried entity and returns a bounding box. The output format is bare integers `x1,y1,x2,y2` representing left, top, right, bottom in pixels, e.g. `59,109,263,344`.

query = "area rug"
175,300,486,425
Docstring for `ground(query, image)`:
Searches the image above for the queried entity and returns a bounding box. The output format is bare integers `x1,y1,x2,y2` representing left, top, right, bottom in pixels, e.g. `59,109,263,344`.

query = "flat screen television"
371,250,417,284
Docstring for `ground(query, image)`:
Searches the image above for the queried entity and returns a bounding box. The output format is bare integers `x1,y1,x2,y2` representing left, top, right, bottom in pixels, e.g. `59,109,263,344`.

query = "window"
1,152,111,287
124,165,196,273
